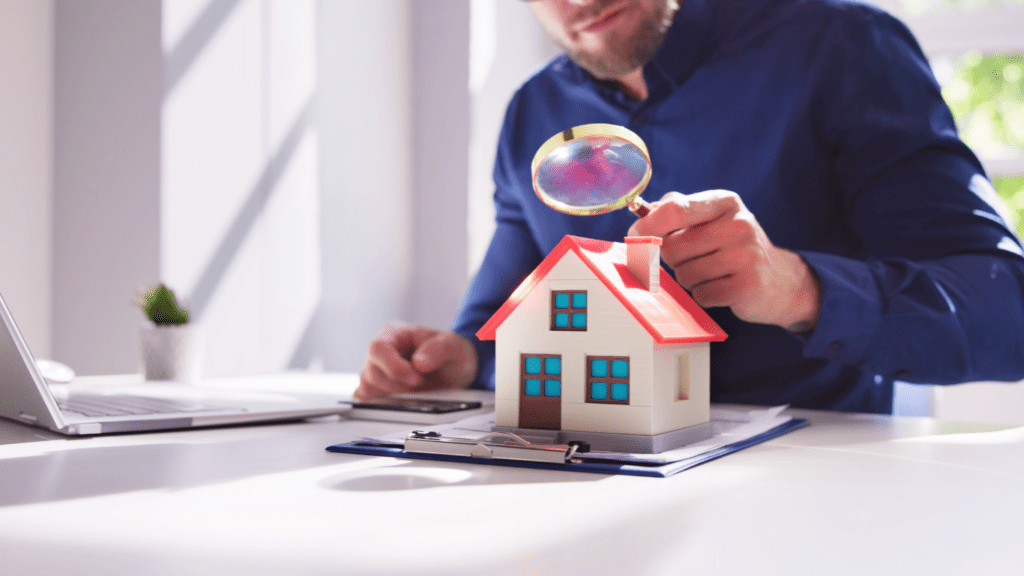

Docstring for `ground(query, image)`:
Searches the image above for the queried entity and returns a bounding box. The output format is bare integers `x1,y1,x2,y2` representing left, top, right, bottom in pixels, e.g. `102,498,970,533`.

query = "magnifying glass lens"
532,124,653,217
536,138,649,209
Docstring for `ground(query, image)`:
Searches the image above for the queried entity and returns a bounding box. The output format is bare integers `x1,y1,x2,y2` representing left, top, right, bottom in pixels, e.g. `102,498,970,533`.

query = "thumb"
410,333,460,373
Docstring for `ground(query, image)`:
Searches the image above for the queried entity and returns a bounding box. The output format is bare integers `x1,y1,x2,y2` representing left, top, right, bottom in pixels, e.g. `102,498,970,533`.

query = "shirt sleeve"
452,218,543,390
798,10,1024,384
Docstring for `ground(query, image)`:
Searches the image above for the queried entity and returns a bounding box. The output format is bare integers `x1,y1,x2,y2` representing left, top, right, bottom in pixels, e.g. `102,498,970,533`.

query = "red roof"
476,235,727,344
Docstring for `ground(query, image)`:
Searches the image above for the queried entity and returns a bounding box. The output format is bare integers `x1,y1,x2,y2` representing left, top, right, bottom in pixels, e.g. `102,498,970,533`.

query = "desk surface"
1,373,1022,576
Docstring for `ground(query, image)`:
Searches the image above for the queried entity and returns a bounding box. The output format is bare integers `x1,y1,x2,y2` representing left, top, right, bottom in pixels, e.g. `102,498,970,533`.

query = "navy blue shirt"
452,0,1024,413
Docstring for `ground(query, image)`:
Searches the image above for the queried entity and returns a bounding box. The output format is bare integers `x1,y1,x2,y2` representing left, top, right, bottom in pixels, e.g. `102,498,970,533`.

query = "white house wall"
494,253,661,435
651,342,711,435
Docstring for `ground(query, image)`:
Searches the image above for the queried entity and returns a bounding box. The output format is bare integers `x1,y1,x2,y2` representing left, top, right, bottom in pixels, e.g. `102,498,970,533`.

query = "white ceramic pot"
139,323,204,382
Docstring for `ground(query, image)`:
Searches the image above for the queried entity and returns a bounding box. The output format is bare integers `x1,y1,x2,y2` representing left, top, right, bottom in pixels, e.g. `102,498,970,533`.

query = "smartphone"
345,397,486,424
350,398,482,414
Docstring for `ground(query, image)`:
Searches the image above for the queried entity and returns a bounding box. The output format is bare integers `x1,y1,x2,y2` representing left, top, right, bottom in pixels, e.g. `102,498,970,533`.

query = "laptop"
0,291,351,435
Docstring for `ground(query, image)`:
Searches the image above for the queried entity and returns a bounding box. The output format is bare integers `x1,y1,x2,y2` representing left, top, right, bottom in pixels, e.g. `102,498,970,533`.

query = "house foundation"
492,421,714,454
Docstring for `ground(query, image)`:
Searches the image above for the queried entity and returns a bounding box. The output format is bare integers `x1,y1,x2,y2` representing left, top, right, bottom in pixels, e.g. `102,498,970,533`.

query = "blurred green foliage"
941,52,1024,155
937,51,1024,236
993,176,1024,234
905,0,1024,236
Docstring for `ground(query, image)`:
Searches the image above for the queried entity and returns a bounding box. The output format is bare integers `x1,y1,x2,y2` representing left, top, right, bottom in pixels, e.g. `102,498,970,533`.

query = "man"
357,0,1024,413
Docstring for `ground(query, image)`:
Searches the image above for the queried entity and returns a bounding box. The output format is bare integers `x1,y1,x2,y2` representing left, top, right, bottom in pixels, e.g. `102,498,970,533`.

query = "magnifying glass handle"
628,197,652,218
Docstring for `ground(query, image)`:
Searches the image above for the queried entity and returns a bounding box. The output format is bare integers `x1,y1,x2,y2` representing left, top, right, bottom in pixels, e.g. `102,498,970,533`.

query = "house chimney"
624,236,661,293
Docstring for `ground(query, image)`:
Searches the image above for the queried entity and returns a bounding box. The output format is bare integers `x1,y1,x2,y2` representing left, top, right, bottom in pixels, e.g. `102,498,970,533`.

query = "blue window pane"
572,293,587,309
571,313,587,329
544,357,561,375
524,357,541,375
554,293,569,309
591,382,608,400
611,382,629,401
524,379,541,396
591,359,607,377
554,313,569,328
611,360,629,378
544,380,561,397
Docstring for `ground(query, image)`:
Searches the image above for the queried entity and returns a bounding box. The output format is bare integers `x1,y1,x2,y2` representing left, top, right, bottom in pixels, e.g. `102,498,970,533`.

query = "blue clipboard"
327,418,808,478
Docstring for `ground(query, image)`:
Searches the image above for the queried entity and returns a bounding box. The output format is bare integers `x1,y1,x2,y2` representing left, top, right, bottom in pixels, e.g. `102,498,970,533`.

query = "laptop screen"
0,292,65,431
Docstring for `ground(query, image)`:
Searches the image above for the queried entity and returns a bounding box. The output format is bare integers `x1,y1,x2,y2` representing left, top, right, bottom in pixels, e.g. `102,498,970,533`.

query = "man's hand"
628,190,821,333
355,324,478,400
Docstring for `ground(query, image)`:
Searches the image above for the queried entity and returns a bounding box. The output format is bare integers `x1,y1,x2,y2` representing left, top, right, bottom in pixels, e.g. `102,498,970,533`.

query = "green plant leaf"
142,284,189,325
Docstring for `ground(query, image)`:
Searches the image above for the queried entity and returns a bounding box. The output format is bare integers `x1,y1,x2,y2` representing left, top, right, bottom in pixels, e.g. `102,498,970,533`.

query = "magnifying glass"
531,123,653,218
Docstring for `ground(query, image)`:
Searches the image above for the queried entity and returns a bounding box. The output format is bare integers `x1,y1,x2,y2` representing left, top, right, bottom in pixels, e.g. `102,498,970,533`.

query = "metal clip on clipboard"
404,430,589,464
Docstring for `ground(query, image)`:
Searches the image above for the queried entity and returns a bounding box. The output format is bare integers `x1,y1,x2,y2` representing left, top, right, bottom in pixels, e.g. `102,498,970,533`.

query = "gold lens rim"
531,123,652,216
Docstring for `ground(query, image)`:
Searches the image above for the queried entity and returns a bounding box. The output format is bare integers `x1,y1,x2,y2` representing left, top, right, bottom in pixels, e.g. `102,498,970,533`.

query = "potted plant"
138,284,203,382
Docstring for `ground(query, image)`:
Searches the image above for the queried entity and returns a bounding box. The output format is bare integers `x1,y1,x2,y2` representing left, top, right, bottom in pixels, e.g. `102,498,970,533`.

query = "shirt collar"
569,0,720,105
643,0,719,95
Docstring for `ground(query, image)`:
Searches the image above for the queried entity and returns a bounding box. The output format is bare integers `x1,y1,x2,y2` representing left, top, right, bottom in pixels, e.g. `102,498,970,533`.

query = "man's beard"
562,1,675,80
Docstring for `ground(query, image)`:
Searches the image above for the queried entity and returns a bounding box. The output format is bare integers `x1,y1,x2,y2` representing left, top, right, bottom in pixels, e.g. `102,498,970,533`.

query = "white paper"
360,406,793,465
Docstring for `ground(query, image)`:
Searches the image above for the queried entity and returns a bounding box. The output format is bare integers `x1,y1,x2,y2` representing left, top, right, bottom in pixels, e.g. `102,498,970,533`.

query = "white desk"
1,373,1022,575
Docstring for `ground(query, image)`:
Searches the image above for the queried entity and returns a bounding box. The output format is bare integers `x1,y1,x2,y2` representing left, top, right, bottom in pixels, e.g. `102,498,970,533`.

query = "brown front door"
518,353,562,430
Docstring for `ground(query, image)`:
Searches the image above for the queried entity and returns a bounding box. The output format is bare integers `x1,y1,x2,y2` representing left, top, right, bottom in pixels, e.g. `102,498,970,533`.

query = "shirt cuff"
796,251,883,366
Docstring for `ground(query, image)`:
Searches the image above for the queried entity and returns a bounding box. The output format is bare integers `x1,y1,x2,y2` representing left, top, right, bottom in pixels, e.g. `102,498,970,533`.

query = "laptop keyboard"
57,395,222,418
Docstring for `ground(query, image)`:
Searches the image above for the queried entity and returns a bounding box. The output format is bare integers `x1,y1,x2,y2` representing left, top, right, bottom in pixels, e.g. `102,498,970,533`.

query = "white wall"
43,0,478,378
53,0,163,375
313,0,416,372
162,0,321,377
468,0,559,274
312,0,479,372
0,0,53,359
2,0,534,376
410,1,472,329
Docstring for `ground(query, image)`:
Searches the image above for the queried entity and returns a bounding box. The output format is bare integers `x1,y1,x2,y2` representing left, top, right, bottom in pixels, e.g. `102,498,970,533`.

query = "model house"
476,235,727,453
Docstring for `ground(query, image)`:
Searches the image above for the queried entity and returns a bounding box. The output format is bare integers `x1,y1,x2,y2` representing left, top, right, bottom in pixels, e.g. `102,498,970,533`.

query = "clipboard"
327,417,808,478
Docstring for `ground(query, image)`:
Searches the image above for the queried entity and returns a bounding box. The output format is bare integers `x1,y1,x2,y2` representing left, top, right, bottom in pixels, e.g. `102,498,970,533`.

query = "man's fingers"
660,226,733,270
356,364,412,400
672,249,734,290
411,332,471,371
679,243,761,286
357,324,438,400
359,325,477,400
689,275,744,309
367,323,456,383
661,228,718,268
366,337,420,386
411,332,477,387
660,209,759,273
630,190,743,239
410,334,452,374
355,366,389,401
377,324,433,355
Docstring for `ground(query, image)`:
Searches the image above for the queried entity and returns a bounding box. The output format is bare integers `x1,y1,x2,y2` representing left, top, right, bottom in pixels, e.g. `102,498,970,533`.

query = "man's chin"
569,49,646,80
567,18,667,80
